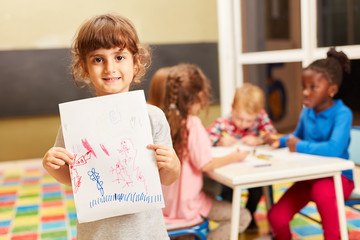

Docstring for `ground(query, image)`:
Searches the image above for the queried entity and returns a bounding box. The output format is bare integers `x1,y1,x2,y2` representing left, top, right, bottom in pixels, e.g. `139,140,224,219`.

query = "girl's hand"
202,149,248,172
286,135,299,152
147,144,180,186
262,133,280,148
42,147,74,170
217,135,237,146
241,135,263,146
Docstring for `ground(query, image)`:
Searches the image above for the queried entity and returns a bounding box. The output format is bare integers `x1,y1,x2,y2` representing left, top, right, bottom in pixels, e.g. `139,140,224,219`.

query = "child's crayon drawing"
88,168,104,197
59,90,164,223
69,138,96,192
111,138,148,194
100,144,110,156
82,138,97,158
130,116,143,129
70,166,82,193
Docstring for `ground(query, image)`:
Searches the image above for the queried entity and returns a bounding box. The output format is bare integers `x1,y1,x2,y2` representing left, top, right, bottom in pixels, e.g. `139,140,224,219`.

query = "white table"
207,146,354,240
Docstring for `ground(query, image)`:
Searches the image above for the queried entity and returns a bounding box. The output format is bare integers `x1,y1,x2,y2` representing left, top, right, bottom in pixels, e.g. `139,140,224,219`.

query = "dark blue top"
279,100,353,180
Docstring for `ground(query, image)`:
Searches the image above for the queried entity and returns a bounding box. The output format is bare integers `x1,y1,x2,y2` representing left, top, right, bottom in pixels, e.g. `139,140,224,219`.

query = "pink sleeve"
187,116,212,170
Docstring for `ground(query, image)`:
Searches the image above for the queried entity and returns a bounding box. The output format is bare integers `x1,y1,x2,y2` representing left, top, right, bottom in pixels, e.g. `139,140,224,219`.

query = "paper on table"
59,90,164,223
211,146,270,166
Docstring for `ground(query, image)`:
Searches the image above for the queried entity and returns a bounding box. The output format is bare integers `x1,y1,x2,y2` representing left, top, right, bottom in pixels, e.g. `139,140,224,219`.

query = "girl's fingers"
155,155,172,163
157,161,168,169
47,162,61,170
52,151,73,165
153,148,169,156
147,144,170,151
44,147,74,166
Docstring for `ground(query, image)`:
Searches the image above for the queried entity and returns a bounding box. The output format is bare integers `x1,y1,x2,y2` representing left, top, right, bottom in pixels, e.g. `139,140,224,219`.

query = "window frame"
217,0,360,116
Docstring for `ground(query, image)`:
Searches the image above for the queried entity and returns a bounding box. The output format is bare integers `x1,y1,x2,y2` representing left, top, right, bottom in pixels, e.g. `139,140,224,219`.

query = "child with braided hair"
265,47,354,239
148,63,251,240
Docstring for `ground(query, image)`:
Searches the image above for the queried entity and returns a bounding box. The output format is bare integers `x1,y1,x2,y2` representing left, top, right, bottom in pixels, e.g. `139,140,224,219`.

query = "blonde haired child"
206,82,277,232
149,63,251,240
233,82,265,113
42,14,180,240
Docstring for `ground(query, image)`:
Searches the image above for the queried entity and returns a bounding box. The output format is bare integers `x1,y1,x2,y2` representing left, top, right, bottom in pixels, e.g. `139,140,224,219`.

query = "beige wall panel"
0,0,218,50
0,105,221,162
0,0,219,161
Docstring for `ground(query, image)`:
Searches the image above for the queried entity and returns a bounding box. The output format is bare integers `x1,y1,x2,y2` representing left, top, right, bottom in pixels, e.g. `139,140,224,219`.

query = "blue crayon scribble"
88,168,104,196
89,192,163,208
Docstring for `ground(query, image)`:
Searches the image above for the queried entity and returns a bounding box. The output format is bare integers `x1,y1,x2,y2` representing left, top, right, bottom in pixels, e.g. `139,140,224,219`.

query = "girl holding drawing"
149,63,251,240
42,14,180,240
265,47,354,239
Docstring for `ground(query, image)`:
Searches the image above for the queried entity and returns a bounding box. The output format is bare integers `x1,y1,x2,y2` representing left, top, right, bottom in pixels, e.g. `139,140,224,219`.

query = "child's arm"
217,134,238,146
202,149,248,172
42,147,73,186
262,132,280,148
206,117,232,146
147,144,180,185
286,135,300,152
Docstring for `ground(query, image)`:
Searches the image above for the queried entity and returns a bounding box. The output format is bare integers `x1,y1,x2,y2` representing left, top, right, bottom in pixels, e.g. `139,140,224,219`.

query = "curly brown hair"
163,63,211,160
71,14,150,89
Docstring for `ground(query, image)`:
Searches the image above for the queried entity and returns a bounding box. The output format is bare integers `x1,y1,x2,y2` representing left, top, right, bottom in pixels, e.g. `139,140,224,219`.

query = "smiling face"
83,47,136,96
301,69,338,113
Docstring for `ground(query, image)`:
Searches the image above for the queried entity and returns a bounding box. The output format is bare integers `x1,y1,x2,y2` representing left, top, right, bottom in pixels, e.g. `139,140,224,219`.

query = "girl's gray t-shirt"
54,104,171,240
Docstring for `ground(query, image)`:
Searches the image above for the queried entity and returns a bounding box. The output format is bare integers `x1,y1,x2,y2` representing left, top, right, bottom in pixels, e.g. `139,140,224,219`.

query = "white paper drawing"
59,90,164,223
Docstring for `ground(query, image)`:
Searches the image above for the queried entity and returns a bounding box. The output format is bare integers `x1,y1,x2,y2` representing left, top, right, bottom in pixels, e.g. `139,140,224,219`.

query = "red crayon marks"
72,151,91,166
69,138,97,193
111,161,134,187
111,138,148,193
100,144,110,156
70,166,82,194
82,138,97,158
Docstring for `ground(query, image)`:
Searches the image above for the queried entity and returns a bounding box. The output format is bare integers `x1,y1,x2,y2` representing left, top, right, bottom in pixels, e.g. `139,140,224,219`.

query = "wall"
0,0,220,161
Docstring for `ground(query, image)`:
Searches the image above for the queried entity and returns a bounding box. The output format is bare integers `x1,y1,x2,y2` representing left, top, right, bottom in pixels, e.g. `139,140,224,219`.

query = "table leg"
262,186,273,234
333,173,348,240
262,186,273,211
230,186,241,240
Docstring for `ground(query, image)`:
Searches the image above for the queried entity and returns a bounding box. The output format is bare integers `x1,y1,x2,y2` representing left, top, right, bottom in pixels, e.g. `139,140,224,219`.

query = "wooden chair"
167,218,209,240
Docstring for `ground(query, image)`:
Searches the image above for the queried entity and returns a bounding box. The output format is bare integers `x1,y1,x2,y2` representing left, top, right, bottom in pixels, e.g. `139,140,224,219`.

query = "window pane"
336,59,360,125
317,0,360,47
241,0,301,53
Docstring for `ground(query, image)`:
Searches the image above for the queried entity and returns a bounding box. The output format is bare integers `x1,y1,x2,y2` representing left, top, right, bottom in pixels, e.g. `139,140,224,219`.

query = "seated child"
265,47,354,239
149,64,252,240
206,83,277,232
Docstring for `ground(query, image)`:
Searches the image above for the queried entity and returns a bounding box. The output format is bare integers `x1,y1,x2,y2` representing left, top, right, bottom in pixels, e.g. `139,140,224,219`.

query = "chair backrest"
349,127,360,164
349,127,360,192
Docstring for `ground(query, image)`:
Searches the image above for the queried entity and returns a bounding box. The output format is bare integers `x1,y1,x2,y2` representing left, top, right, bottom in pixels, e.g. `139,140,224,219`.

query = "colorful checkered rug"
2,159,360,240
